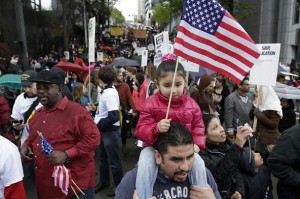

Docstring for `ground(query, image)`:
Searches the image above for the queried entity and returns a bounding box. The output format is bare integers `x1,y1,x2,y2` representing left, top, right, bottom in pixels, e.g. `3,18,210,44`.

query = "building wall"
239,0,299,64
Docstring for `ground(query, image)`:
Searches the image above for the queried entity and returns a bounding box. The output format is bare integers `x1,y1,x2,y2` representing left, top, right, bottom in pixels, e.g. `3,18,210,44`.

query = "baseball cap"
35,70,64,85
21,70,37,86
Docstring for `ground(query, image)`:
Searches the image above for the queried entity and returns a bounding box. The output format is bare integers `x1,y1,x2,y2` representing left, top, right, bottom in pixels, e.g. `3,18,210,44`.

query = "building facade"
240,0,300,64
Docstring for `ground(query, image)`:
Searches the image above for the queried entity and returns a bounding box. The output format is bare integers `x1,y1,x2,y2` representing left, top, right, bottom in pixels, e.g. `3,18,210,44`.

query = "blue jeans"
99,128,123,187
68,187,95,199
136,147,208,198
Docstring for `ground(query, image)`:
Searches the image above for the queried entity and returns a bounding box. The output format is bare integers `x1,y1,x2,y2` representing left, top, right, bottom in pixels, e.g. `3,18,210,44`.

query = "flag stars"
183,0,225,35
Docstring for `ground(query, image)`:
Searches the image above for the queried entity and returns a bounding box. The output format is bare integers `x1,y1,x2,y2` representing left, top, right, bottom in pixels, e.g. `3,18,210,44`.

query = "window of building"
295,0,300,23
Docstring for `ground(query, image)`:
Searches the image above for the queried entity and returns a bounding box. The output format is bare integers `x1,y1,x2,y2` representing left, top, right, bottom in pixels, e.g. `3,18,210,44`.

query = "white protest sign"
178,56,199,72
154,53,162,67
148,43,155,51
141,50,148,67
132,42,137,49
154,31,169,55
169,44,174,54
97,52,103,62
64,51,70,60
249,43,281,86
134,47,147,56
88,17,96,63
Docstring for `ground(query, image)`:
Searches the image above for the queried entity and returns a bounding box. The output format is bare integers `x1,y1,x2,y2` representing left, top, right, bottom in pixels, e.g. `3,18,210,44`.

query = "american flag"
39,133,71,195
174,0,260,84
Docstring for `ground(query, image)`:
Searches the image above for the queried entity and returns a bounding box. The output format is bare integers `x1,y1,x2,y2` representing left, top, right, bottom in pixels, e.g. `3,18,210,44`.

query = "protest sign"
88,17,96,63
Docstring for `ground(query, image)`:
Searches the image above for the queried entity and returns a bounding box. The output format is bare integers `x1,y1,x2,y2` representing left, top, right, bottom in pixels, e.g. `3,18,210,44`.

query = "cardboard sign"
88,17,96,63
154,31,169,55
132,29,147,38
141,50,148,67
249,43,281,86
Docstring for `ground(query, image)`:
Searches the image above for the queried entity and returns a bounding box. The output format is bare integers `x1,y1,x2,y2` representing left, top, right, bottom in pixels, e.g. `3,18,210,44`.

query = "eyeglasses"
242,83,250,86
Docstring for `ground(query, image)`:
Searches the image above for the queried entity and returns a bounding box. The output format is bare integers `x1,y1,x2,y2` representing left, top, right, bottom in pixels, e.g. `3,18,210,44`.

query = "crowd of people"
0,52,299,199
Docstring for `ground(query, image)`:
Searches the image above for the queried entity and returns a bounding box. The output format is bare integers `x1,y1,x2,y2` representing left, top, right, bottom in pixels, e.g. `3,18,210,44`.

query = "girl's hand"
158,119,171,133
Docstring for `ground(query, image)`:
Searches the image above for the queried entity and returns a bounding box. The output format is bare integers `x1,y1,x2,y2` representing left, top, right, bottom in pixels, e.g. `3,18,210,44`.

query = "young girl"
135,59,207,198
72,82,89,107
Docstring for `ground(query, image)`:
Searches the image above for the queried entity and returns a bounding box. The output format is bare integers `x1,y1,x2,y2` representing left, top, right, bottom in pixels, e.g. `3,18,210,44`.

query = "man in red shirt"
20,70,100,199
114,69,137,153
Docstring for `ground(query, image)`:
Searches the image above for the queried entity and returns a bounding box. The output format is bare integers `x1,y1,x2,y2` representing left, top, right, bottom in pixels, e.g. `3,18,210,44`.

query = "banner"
64,51,69,60
110,26,124,36
132,29,147,38
154,31,169,55
178,57,199,73
97,52,103,62
141,50,148,67
249,43,281,86
88,17,96,63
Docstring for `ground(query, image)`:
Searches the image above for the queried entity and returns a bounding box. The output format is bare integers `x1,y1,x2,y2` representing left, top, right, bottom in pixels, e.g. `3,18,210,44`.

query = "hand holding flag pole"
37,131,85,198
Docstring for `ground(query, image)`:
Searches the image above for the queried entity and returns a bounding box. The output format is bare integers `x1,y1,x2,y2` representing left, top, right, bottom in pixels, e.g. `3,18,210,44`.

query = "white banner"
249,43,281,86
88,17,96,63
141,50,148,67
178,56,199,72
97,52,103,62
154,31,169,55
64,51,69,60
154,53,162,67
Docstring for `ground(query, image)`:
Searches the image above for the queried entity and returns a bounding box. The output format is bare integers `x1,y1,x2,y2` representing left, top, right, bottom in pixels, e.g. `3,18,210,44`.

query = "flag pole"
253,85,262,132
165,57,179,119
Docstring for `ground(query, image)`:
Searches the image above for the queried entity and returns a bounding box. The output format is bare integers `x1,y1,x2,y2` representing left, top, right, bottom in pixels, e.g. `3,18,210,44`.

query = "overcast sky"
114,0,138,21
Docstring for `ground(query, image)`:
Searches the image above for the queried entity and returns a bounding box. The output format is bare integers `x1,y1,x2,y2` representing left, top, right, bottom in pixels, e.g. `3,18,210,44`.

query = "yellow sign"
110,26,124,36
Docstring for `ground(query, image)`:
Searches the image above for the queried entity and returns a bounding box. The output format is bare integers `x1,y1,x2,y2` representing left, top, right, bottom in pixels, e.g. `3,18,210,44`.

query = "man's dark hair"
277,74,285,81
156,123,194,156
98,67,114,84
239,77,249,86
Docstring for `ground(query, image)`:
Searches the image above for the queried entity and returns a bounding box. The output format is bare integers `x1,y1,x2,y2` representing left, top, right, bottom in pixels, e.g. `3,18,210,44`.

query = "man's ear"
154,150,162,165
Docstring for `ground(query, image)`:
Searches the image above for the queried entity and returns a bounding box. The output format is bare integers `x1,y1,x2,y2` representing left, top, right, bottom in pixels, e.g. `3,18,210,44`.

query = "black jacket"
278,107,296,133
238,147,271,199
199,140,245,199
268,124,300,198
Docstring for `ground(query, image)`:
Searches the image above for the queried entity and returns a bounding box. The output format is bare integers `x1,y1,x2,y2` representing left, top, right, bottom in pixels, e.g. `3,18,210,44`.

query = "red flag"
174,0,260,84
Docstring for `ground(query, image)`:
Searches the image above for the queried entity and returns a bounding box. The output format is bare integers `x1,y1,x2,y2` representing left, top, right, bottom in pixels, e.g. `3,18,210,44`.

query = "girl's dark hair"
156,60,186,81
202,114,218,135
146,63,157,81
135,72,145,94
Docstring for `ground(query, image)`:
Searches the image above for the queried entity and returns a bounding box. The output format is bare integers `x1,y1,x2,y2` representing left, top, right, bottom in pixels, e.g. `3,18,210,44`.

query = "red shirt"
23,97,100,199
115,82,137,113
